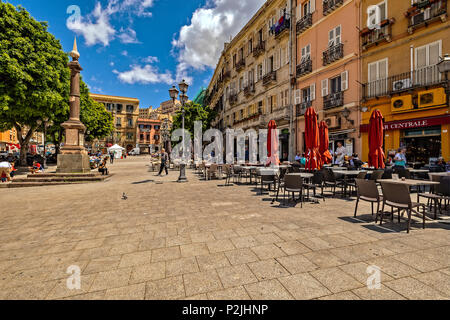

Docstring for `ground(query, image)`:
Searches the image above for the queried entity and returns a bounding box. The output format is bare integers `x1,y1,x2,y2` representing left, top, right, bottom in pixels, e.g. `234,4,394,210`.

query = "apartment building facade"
294,0,361,158
360,0,450,163
0,128,19,152
137,118,161,154
160,99,181,115
207,0,295,161
90,93,140,152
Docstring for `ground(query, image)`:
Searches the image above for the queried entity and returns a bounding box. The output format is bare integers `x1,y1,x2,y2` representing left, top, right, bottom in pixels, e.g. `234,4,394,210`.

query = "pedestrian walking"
110,151,115,164
157,148,169,176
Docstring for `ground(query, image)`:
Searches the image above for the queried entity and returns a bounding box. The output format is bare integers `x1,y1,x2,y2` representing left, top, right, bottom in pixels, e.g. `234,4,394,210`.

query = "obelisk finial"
69,37,80,61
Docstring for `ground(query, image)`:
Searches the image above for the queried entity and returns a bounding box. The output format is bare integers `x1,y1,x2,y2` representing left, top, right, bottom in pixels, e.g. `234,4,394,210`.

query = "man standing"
334,142,347,166
157,148,169,176
110,150,115,164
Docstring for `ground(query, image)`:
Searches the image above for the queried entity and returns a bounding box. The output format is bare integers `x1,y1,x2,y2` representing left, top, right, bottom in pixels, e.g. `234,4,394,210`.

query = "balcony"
296,100,312,116
296,13,312,34
263,71,277,86
236,59,246,72
243,83,255,96
362,64,445,100
361,19,394,51
407,0,447,33
229,93,238,105
323,0,344,16
274,18,290,38
323,43,344,66
296,58,312,78
323,91,344,110
253,41,265,57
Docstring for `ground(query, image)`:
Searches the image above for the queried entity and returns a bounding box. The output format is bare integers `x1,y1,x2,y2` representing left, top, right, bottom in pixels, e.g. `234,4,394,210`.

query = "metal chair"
274,168,288,202
305,170,325,201
323,168,345,197
370,170,385,181
379,181,426,233
260,171,276,195
419,175,450,219
354,179,383,218
283,174,304,208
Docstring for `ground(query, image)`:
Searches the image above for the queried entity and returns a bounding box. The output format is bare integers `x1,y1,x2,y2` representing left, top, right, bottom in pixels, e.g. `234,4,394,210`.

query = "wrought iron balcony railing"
274,18,290,38
407,0,447,33
229,93,238,105
296,13,312,34
323,0,344,16
362,64,445,99
263,71,277,86
296,100,312,116
296,58,312,78
253,41,265,57
236,59,246,71
323,43,344,66
361,19,394,51
243,83,255,96
323,91,344,110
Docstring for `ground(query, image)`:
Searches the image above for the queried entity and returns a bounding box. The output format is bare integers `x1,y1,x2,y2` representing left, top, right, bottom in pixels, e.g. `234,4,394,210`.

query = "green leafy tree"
171,102,217,138
0,3,113,164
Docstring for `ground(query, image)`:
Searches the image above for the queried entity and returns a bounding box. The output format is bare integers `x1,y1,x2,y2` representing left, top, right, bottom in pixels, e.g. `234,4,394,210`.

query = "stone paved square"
1,158,450,300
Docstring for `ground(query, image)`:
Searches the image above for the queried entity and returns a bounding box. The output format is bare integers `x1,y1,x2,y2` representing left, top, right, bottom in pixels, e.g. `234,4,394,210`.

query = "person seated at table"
29,161,42,174
98,159,109,175
436,157,447,172
300,153,306,166
350,154,364,169
294,153,301,162
342,155,352,168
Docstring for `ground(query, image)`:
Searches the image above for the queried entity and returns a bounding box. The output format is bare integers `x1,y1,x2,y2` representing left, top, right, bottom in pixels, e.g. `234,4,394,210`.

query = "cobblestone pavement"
1,157,449,300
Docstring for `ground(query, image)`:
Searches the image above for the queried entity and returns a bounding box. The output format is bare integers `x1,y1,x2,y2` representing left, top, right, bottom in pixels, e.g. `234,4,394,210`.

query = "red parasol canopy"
304,107,322,171
368,109,385,169
266,120,280,166
318,121,332,165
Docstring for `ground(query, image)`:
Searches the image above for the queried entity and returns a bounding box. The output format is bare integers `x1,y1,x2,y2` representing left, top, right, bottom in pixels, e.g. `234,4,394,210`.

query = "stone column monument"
57,38,90,173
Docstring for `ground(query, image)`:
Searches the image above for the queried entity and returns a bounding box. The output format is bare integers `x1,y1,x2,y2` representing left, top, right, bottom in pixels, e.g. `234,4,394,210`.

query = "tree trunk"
15,123,35,167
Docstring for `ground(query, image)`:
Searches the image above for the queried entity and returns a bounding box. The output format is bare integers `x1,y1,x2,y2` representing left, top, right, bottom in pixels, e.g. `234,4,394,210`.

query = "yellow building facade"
360,0,450,164
90,93,140,152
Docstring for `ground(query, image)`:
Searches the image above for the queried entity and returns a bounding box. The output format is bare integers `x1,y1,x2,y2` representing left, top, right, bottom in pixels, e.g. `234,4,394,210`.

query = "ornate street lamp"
169,80,189,182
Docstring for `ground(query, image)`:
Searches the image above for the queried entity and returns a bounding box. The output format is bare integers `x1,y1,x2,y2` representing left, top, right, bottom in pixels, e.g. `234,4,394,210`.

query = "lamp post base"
177,163,188,182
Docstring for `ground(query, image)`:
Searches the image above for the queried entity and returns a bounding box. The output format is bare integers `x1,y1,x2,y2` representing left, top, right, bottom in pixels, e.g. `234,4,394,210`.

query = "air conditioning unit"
392,79,412,91
391,95,413,113
418,88,446,109
325,116,339,128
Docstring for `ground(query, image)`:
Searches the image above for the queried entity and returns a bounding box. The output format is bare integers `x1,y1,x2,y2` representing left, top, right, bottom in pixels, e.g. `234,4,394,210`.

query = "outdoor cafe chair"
370,170,385,181
323,168,345,198
274,168,288,202
232,165,242,184
283,174,304,208
260,172,276,195
418,175,450,219
354,179,383,218
346,171,368,196
378,181,426,233
223,164,233,186
207,164,219,180
304,170,325,201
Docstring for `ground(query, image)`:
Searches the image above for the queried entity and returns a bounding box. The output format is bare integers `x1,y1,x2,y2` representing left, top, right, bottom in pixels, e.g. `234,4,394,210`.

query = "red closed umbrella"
368,109,385,169
266,120,280,166
319,121,332,165
304,107,322,171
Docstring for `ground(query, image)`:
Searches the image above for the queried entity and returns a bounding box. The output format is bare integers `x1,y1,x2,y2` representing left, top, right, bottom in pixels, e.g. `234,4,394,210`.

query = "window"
301,44,311,62
415,40,441,69
328,26,341,47
368,58,388,96
126,105,134,113
302,84,315,102
127,118,133,127
116,104,123,112
127,133,133,140
116,118,121,125
284,89,289,106
248,39,253,54
233,54,236,67
258,64,263,80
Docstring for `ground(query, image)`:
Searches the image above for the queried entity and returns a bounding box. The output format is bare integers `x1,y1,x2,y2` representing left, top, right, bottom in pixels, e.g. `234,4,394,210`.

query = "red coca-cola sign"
360,114,450,132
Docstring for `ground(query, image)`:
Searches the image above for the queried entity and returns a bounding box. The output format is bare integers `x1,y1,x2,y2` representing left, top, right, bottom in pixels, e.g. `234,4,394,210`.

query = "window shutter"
335,26,341,44
274,51,279,70
279,48,282,69
341,71,348,91
310,0,316,13
321,79,329,97
429,41,440,65
379,59,387,79
310,83,316,101
416,46,427,69
294,89,301,105
263,59,266,75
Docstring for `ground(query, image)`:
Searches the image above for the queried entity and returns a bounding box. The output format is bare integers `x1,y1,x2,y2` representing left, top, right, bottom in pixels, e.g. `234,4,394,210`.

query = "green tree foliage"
171,102,217,138
0,3,113,164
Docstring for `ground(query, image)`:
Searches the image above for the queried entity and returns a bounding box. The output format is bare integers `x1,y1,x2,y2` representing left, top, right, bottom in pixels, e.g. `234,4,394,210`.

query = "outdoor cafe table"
288,172,314,179
330,167,348,171
377,178,440,203
428,172,450,177
332,170,362,198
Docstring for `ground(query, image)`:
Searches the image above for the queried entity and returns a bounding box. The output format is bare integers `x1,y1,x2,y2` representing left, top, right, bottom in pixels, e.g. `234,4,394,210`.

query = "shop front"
361,113,450,165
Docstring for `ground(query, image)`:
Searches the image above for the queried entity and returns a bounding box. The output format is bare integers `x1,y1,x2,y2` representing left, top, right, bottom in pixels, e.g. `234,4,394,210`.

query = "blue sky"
6,0,265,109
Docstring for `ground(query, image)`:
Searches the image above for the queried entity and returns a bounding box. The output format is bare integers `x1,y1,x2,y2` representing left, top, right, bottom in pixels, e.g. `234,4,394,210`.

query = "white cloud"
121,50,129,56
114,64,174,85
118,27,140,44
142,56,159,63
67,0,156,46
67,2,116,46
172,0,265,79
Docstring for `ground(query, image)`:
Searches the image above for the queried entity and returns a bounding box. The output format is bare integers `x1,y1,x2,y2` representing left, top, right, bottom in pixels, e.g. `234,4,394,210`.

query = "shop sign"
360,115,450,132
